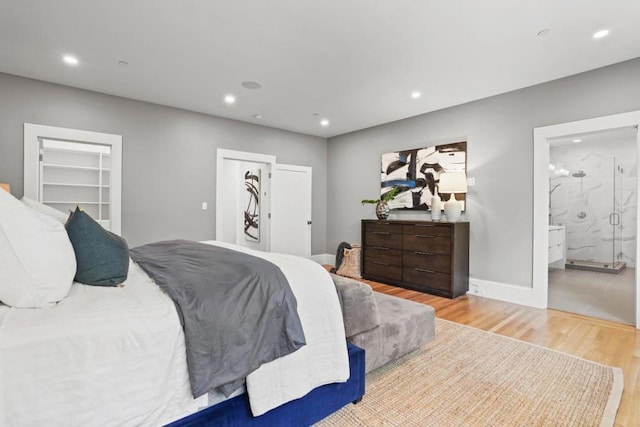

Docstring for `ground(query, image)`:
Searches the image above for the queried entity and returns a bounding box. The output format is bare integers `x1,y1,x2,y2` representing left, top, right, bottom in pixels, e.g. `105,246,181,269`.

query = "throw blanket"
130,240,306,398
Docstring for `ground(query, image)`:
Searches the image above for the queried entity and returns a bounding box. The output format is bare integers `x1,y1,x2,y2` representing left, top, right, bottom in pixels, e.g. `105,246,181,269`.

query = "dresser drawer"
403,234,451,254
364,262,402,282
364,246,402,266
403,223,451,237
364,231,403,249
403,267,451,292
364,222,403,234
403,250,451,274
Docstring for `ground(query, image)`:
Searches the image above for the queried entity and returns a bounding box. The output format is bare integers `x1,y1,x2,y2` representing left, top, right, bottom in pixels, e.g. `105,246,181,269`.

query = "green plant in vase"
361,187,400,220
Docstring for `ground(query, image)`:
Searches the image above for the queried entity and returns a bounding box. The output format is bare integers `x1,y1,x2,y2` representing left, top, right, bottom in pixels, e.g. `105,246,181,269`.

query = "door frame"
23,123,123,235
532,110,640,328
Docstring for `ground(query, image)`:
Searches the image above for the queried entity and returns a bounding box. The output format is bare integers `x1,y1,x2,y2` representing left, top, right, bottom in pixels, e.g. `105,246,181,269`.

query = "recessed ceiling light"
411,91,421,99
573,139,582,143
241,81,262,90
253,114,263,119
593,29,609,39
320,119,330,127
63,55,79,66
537,28,551,37
224,94,236,104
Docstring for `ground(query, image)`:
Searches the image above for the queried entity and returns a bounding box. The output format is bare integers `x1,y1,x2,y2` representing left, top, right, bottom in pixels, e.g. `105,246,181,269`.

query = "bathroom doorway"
533,110,640,329
547,127,637,324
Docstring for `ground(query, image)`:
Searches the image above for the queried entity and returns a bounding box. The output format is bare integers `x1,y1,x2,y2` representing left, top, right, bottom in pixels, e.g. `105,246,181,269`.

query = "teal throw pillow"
65,207,129,286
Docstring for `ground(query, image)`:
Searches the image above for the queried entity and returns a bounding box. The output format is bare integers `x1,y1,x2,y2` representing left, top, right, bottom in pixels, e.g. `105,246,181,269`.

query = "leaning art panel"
244,169,260,241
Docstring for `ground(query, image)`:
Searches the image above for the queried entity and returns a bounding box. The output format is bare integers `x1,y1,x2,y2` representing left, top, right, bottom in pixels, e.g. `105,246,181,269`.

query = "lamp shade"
438,172,467,194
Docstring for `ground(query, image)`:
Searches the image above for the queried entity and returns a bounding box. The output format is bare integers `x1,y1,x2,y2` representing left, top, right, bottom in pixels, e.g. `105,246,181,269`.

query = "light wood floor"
359,277,640,426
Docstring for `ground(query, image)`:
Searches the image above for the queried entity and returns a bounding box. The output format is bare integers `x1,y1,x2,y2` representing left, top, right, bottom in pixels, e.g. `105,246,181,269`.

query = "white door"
271,164,312,257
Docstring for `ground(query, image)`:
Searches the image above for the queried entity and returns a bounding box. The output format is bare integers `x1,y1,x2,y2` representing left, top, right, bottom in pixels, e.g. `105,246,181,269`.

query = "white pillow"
21,197,70,224
0,189,76,307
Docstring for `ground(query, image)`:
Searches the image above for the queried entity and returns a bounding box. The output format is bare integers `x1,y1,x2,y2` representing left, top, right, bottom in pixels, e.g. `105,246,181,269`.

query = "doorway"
215,149,313,257
23,123,122,234
216,149,275,252
532,110,640,328
547,128,637,324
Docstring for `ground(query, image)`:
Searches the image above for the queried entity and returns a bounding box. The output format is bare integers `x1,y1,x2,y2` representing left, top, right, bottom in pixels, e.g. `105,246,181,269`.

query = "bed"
0,187,364,426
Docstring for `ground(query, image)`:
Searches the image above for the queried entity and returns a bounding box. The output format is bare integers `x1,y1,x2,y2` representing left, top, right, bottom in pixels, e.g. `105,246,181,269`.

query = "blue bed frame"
167,343,365,427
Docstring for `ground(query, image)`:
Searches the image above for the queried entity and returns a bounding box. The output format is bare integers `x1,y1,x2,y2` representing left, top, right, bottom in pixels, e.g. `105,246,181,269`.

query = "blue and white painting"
381,141,466,211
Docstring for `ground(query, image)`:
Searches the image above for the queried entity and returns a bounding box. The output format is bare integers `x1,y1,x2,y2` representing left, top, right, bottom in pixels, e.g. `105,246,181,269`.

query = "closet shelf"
43,182,110,188
44,201,110,205
42,163,111,172
42,146,111,156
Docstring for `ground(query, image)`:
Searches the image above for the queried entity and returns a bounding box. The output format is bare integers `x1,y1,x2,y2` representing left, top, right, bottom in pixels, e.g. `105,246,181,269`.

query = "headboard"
0,183,10,193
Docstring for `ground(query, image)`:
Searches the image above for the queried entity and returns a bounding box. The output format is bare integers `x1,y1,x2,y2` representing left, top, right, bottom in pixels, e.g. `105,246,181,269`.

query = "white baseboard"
306,256,546,308
310,253,334,266
468,277,545,309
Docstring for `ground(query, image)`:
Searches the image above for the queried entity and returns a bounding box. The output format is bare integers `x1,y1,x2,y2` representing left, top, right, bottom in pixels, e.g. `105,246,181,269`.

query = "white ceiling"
1,1,639,138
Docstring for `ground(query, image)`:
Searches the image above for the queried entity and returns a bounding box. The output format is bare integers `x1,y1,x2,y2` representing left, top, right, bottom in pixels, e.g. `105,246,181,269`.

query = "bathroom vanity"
548,225,566,268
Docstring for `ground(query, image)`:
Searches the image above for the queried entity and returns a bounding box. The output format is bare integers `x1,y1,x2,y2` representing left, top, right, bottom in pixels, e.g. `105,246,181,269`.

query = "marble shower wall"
550,137,637,267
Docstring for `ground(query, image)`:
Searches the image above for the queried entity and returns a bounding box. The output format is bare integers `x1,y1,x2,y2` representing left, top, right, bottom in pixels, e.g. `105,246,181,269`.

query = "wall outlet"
466,177,476,186
469,283,482,295
201,202,208,211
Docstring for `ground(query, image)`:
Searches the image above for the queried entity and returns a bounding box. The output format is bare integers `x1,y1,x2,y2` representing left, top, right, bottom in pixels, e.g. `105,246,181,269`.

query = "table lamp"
438,172,467,222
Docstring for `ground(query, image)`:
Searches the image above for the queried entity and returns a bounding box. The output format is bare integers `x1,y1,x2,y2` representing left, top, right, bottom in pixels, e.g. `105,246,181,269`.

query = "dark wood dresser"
361,220,469,298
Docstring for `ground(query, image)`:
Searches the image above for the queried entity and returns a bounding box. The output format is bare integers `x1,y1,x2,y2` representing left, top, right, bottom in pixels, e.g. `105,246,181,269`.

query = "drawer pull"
414,251,434,256
374,261,390,266
414,268,435,274
415,224,436,227
373,231,390,235
373,246,390,251
415,235,436,238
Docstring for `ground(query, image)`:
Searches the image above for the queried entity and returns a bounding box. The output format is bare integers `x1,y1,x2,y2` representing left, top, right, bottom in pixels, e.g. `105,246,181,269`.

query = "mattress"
0,241,349,426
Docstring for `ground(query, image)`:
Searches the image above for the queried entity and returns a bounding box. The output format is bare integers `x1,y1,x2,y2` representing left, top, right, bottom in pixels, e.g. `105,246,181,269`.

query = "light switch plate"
466,177,476,186
202,202,208,210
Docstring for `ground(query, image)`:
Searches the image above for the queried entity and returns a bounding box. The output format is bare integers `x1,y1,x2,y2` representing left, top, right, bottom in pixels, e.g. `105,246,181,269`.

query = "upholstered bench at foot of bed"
330,273,436,373
348,293,435,373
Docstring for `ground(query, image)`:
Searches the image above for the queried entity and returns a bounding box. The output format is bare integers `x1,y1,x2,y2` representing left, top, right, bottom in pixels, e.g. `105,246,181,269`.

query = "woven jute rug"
318,318,623,427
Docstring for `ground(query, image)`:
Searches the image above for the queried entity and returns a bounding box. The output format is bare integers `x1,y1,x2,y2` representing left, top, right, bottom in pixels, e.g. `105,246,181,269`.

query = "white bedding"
0,241,349,426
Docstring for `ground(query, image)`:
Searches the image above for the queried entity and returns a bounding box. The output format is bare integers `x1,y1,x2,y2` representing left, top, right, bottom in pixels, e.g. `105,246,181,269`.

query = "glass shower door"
563,157,615,269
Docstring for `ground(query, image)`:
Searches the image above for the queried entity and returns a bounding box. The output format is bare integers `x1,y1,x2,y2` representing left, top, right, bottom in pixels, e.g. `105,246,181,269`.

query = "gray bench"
331,273,436,373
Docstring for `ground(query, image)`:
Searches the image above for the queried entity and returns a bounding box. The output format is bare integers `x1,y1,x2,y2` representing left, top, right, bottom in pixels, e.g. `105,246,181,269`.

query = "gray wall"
327,58,640,288
0,73,328,253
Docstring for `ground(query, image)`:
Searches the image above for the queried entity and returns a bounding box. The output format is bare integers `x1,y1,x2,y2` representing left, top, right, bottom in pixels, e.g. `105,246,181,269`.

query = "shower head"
572,171,586,178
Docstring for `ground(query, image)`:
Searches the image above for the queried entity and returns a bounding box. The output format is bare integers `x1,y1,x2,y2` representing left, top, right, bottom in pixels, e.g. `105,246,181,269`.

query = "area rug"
318,318,623,427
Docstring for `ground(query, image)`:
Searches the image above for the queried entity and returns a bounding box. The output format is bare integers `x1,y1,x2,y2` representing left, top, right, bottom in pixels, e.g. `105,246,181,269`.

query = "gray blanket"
130,240,306,398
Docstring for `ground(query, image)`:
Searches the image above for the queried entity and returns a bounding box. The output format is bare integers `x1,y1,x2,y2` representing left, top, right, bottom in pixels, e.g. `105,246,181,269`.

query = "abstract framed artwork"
244,169,260,241
381,141,466,211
